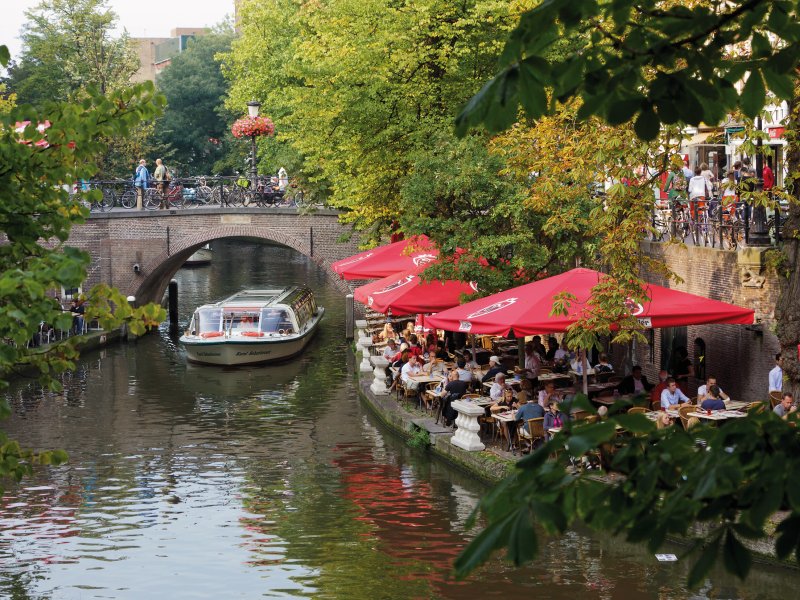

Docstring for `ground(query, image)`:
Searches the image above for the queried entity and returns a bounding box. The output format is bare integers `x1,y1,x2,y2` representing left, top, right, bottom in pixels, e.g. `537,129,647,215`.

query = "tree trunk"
775,95,800,398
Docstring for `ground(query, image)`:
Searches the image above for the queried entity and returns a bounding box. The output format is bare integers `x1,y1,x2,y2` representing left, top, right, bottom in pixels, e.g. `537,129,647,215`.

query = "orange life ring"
241,331,265,338
201,331,224,338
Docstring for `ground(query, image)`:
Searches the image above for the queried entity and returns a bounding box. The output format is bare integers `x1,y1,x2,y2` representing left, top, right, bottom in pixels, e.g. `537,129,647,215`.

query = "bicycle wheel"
294,191,304,208
228,186,245,206
210,186,224,206
120,189,137,209
167,186,185,208
144,188,160,210
196,186,212,205
729,221,743,250
99,187,115,211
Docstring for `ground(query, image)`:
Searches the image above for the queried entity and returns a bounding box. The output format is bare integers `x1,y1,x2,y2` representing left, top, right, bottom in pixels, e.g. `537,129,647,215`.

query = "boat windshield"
260,308,294,334
196,308,223,333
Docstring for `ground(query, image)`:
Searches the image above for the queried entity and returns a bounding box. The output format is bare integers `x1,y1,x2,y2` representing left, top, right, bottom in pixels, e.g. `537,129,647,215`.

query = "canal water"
1,240,798,599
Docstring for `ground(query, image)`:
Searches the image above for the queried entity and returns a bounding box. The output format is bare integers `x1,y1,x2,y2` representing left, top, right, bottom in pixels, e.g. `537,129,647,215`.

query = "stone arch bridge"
69,208,361,304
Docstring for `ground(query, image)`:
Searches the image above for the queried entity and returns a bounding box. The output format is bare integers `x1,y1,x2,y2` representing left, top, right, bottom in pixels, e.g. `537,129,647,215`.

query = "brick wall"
611,241,781,402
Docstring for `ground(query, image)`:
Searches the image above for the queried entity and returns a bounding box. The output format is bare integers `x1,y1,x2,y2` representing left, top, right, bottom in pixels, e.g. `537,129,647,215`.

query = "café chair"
627,406,647,415
769,390,782,408
650,399,662,411
518,417,546,452
746,401,768,414
678,404,695,430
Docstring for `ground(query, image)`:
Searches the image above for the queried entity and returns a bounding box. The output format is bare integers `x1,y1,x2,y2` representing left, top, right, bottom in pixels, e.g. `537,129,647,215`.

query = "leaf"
508,507,538,565
740,71,766,119
0,45,9,67
518,61,548,119
454,510,517,578
634,107,660,141
722,529,752,580
614,413,656,434
762,67,795,100
605,97,641,126
565,421,617,456
687,536,721,589
775,516,800,559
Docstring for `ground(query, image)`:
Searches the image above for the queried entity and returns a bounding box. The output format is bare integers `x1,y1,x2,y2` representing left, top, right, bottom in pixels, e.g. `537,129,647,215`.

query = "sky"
2,0,235,61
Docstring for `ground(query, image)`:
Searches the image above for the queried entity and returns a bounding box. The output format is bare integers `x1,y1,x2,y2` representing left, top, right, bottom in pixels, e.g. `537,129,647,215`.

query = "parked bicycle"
144,179,186,210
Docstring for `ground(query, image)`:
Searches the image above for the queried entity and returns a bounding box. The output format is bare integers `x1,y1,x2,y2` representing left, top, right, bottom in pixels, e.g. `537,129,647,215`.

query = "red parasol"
353,267,478,316
331,235,439,280
425,268,754,336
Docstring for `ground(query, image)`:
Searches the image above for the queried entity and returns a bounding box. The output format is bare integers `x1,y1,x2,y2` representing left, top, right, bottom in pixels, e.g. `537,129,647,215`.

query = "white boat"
180,287,324,366
184,244,213,266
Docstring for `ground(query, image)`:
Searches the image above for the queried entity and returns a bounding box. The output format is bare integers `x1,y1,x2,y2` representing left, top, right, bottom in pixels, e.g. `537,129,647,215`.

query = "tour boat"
180,287,324,366
184,244,213,266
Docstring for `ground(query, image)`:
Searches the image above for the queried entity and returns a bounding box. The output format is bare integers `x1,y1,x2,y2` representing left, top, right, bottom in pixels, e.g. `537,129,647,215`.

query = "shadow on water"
0,240,798,599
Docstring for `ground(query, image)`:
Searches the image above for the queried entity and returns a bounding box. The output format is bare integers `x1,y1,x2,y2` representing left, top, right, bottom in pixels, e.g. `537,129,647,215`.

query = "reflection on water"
1,240,798,599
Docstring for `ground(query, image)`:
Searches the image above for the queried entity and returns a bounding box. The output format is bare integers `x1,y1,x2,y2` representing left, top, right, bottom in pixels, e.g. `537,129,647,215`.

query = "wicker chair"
627,406,647,415
746,401,768,414
770,390,783,408
518,417,546,451
678,404,696,430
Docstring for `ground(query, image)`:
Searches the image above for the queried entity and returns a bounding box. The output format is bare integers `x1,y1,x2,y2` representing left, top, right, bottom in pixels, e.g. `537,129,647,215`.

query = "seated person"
400,354,423,390
660,378,691,409
489,373,508,402
491,387,518,412
482,356,505,382
774,392,797,419
618,366,654,395
441,370,470,426
696,375,729,403
545,336,559,362
656,412,674,429
421,353,439,374
650,370,670,405
543,401,568,439
516,378,534,405
455,359,473,383
406,334,424,358
537,381,561,408
515,394,545,430
593,353,614,373
382,339,399,361
434,340,449,360
390,342,409,363
700,384,726,411
554,340,571,362
376,322,396,342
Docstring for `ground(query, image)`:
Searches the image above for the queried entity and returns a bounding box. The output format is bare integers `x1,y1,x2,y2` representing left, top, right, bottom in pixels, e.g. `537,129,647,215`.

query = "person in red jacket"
762,162,775,191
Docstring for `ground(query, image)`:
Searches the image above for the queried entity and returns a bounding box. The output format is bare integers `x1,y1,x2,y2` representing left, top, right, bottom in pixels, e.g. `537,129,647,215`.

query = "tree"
222,0,521,234
155,27,235,176
6,0,139,104
452,0,800,584
0,44,166,493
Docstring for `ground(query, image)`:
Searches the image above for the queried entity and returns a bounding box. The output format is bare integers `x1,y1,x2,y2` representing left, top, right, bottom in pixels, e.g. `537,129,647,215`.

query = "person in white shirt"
696,375,729,402
382,339,398,361
537,381,561,408
769,353,783,393
489,373,508,402
401,355,423,389
523,343,541,379
554,340,569,362
661,378,690,409
688,166,711,200
455,359,473,383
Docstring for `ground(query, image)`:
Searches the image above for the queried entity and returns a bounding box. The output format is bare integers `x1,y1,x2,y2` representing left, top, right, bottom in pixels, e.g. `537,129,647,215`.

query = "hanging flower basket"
231,116,275,138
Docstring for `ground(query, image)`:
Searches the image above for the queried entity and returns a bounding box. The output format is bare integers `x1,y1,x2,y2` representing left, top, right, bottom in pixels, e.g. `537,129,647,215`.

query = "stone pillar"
370,356,390,395
450,400,486,452
358,337,373,372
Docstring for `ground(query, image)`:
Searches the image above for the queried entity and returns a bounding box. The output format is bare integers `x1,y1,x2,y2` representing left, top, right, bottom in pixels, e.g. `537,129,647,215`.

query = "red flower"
231,116,275,138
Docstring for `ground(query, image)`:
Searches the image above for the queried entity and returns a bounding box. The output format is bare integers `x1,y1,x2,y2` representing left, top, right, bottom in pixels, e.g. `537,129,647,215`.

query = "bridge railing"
75,176,309,212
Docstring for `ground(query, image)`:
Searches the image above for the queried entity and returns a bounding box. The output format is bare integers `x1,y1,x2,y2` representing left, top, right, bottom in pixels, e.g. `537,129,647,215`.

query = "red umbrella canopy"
353,267,478,316
425,268,754,335
331,235,438,280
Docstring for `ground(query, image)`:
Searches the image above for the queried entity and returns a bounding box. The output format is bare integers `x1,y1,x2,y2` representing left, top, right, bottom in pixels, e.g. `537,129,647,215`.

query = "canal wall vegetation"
349,347,794,572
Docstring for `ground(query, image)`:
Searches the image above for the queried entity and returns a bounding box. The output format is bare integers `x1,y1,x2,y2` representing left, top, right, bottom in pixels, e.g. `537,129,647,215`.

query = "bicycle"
711,197,743,250
651,200,670,242
144,180,186,210
690,197,712,246
668,197,693,243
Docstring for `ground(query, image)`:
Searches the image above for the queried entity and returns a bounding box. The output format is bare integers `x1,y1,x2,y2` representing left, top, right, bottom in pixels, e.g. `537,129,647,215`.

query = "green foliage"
5,0,139,104
0,80,166,494
156,28,235,176
456,0,800,139
223,0,520,231
407,427,431,450
457,407,800,586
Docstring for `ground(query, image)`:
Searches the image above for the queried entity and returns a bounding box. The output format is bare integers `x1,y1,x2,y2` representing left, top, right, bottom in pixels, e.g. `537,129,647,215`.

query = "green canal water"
1,240,798,599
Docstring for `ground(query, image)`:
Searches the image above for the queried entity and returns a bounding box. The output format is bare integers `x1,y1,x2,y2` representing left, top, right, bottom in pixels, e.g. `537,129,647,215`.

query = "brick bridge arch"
69,208,361,304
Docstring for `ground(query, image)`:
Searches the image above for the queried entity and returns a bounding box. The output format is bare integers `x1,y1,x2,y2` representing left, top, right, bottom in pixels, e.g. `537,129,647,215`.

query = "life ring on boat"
278,329,285,335
201,331,224,338
241,331,265,337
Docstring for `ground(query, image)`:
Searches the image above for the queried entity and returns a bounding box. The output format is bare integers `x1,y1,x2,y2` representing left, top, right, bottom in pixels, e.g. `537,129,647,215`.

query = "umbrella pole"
581,349,589,396
471,334,477,364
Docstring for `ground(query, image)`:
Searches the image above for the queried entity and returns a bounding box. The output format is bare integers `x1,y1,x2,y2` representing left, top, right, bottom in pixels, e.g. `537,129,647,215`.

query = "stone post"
370,356,390,395
450,400,486,451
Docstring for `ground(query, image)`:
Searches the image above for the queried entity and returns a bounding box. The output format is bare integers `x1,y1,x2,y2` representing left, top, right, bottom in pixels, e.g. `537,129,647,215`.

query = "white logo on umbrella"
469,282,479,293
466,298,517,319
336,252,373,268
459,321,472,332
373,274,416,295
411,253,437,266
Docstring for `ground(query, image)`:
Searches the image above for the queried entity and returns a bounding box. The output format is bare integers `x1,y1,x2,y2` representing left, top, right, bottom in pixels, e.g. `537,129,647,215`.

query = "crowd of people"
368,320,793,457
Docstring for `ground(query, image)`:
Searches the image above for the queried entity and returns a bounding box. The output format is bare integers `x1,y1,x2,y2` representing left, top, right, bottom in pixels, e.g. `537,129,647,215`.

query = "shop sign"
768,127,785,139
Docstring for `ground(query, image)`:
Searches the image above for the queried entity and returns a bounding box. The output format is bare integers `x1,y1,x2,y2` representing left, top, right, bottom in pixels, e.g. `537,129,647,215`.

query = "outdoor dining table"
537,372,572,384
408,374,445,385
688,409,748,421
492,410,519,452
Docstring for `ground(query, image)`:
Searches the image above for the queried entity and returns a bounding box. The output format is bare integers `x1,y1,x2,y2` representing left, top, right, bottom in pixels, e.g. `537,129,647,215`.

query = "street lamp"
246,100,261,182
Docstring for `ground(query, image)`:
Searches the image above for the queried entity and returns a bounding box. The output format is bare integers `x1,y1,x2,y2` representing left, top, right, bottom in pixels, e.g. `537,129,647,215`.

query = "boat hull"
184,247,213,266
180,309,323,366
